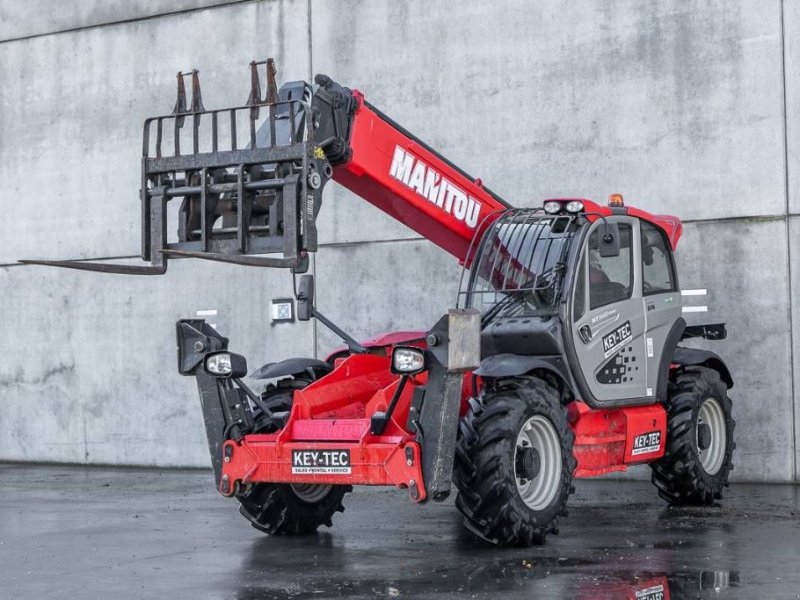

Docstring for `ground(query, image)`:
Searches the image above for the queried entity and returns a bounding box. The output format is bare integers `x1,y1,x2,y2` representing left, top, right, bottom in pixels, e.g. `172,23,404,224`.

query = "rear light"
608,193,624,207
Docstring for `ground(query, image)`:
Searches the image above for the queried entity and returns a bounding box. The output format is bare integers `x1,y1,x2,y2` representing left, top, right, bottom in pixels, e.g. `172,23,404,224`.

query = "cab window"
589,224,633,310
640,221,676,295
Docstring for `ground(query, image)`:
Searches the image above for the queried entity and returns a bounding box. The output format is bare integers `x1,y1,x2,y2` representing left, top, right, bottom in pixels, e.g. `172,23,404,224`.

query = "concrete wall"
1,0,798,482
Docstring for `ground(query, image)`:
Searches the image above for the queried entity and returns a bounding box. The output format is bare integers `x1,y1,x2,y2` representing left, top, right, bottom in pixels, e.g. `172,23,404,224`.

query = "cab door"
640,221,683,398
570,217,648,404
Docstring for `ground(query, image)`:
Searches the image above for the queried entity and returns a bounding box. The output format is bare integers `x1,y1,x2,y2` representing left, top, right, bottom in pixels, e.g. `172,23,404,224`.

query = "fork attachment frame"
24,59,336,274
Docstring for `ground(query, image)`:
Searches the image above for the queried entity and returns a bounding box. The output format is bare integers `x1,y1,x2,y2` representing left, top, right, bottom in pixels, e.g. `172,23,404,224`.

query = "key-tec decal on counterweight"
601,320,632,358
632,430,662,456
291,449,352,474
389,145,482,228
634,584,665,600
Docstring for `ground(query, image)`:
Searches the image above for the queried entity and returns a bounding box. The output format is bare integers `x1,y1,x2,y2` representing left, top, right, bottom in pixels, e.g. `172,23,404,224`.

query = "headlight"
204,352,248,378
391,346,426,375
565,200,584,213
543,201,562,214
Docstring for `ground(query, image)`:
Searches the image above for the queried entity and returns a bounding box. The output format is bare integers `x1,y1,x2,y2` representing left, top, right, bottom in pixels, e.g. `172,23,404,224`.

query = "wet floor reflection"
228,489,760,598
233,529,741,599
2,466,795,599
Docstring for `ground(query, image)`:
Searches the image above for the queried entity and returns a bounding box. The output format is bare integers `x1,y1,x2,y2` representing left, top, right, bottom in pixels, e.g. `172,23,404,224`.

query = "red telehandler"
24,60,735,546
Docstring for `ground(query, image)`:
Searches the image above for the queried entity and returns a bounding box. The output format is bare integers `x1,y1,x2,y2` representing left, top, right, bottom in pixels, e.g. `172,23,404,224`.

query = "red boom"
332,93,509,261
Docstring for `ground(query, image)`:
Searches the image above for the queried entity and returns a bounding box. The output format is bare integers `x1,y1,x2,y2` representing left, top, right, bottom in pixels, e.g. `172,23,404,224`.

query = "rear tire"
453,377,575,546
237,376,351,535
651,366,735,505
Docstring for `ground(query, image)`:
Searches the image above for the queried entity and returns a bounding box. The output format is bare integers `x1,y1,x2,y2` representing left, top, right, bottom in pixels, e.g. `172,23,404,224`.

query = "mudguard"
672,346,734,389
250,357,333,381
475,353,572,390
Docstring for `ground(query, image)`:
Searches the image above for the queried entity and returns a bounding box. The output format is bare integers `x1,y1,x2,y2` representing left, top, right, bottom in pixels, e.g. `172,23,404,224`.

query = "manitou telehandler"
25,60,735,546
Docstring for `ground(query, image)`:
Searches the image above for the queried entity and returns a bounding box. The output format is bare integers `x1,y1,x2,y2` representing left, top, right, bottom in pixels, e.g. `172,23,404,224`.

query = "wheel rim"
290,483,332,503
514,415,562,511
697,397,727,475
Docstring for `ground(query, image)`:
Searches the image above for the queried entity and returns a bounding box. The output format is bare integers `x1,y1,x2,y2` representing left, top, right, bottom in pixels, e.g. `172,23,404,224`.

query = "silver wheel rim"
514,415,562,511
697,398,727,475
290,483,332,503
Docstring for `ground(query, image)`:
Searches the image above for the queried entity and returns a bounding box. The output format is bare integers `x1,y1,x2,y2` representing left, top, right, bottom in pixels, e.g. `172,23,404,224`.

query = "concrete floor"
0,464,798,599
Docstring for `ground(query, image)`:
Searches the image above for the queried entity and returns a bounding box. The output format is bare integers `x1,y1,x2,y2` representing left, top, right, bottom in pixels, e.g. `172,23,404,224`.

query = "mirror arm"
291,272,367,354
583,212,613,242
312,309,368,354
596,214,614,243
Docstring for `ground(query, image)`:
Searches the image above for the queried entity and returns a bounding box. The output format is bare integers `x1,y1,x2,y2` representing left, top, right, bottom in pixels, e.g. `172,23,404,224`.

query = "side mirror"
297,274,315,321
599,222,621,258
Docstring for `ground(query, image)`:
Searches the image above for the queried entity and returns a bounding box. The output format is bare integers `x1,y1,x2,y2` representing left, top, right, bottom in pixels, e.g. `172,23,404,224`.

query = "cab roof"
548,198,683,249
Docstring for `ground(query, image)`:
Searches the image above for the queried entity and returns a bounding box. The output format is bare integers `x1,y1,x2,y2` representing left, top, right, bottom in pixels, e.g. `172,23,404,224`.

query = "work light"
565,200,584,213
543,201,561,214
391,346,426,375
204,352,248,378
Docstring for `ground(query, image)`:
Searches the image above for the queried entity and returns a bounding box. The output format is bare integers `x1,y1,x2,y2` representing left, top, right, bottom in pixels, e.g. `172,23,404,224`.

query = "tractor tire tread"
650,366,735,505
238,376,351,535
453,377,575,547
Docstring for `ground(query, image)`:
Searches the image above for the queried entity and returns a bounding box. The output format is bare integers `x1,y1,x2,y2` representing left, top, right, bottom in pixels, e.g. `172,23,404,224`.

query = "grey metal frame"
23,60,329,274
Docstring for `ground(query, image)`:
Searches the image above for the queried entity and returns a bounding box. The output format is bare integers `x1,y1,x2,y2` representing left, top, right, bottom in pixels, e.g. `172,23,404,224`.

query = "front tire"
651,366,735,505
453,377,576,546
237,482,350,535
237,376,351,535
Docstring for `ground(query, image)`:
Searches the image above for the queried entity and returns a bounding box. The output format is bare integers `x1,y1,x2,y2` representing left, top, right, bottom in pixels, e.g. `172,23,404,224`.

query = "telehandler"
24,60,734,546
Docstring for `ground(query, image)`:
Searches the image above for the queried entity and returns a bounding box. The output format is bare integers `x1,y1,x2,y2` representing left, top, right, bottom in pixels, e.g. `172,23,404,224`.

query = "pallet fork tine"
161,249,308,270
17,259,167,275
18,258,167,275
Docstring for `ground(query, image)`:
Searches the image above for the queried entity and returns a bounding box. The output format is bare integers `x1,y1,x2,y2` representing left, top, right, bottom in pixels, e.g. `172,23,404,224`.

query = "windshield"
458,210,580,317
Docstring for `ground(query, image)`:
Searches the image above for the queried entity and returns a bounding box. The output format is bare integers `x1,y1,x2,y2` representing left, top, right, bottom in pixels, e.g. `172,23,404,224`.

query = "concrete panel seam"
307,0,317,360
5,215,795,269
313,214,798,251
0,459,211,471
780,0,798,483
82,409,89,465
0,0,252,45
306,0,313,81
318,237,427,249
681,214,795,226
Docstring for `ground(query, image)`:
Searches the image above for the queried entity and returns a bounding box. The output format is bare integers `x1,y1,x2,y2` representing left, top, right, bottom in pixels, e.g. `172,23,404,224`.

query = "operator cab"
459,195,684,408
459,204,581,318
